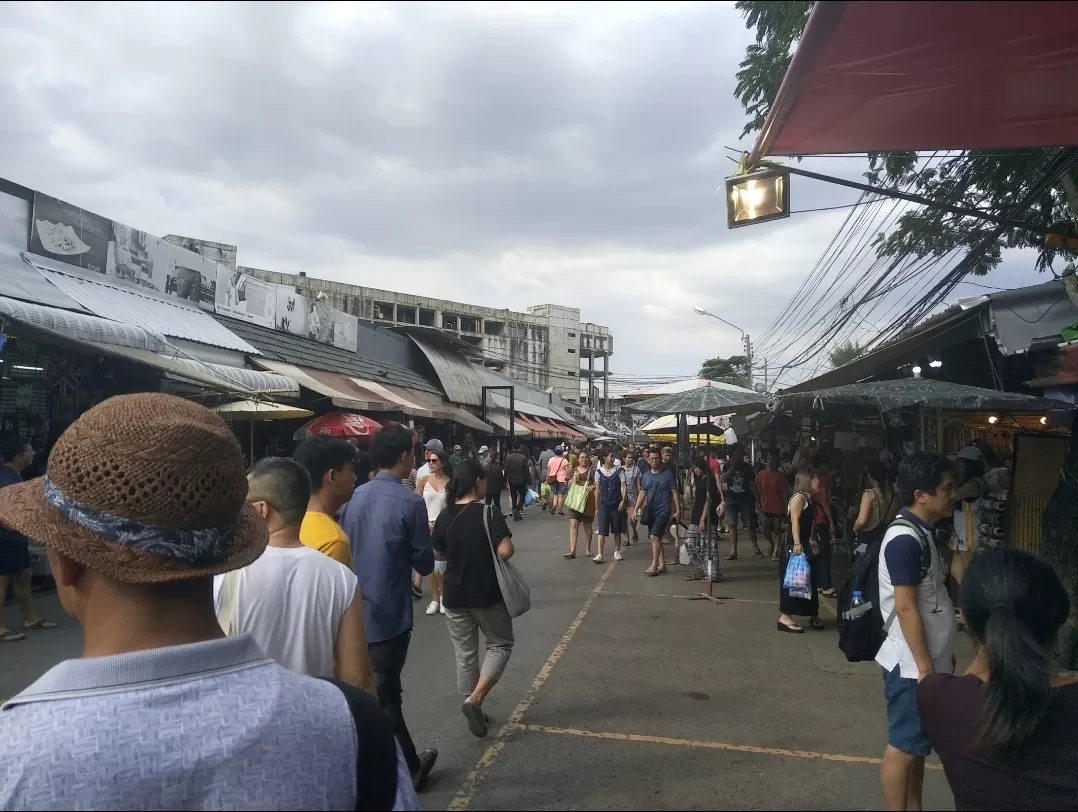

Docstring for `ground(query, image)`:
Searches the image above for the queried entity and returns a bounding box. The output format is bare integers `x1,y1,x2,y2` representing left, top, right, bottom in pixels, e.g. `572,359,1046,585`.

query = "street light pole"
693,306,752,390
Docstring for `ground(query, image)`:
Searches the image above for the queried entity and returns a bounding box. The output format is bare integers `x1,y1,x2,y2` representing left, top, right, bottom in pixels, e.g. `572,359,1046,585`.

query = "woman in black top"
432,459,516,740
685,456,721,582
777,467,822,633
917,548,1078,811
484,453,505,512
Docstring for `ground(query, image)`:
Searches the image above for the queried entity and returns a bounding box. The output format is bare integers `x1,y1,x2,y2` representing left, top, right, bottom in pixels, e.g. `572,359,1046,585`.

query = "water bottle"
849,590,865,609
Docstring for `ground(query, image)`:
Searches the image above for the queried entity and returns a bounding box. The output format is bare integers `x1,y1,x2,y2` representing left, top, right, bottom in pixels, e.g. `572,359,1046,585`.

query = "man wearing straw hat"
0,393,416,811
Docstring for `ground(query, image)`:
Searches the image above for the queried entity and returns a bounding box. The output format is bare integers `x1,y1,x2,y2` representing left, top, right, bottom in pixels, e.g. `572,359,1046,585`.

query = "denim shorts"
724,500,757,529
648,513,671,539
550,482,568,496
882,665,931,756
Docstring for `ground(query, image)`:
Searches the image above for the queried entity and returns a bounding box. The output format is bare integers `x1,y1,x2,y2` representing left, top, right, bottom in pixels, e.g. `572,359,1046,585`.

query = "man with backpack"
865,453,957,811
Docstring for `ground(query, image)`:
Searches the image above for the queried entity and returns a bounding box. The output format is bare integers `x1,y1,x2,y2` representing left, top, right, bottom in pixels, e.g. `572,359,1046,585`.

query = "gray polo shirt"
0,634,417,810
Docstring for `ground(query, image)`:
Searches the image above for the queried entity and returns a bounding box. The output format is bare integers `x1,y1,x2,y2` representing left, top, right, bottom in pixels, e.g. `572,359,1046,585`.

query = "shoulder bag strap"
320,678,399,812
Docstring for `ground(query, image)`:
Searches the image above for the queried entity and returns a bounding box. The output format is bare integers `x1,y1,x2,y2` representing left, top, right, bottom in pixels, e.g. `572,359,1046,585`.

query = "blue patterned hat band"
43,475,237,566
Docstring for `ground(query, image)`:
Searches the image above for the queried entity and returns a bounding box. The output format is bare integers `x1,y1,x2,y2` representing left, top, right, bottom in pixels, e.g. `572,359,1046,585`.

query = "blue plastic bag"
525,488,539,506
783,552,812,600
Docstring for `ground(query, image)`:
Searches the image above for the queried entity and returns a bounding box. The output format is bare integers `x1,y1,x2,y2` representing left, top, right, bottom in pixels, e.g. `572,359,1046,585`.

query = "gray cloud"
0,1,1041,386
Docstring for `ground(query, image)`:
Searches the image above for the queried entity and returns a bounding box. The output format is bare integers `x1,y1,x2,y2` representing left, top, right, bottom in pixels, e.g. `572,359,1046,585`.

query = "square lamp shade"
725,168,790,229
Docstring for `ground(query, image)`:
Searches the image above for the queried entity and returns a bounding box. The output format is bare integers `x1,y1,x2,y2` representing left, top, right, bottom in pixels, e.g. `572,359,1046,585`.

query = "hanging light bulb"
988,415,999,424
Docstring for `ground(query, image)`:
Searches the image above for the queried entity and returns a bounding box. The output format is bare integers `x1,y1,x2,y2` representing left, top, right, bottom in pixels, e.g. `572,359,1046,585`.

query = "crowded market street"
2,512,968,811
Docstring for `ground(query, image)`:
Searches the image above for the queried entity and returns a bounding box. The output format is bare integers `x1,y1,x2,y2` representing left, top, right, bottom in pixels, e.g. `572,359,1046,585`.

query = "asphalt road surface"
2,509,968,810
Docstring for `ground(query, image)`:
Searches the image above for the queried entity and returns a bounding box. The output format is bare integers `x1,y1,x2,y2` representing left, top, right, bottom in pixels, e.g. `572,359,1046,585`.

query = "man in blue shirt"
631,447,680,577
342,423,438,790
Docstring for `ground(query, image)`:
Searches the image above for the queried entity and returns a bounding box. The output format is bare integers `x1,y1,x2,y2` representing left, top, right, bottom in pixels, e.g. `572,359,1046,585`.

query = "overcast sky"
0,1,1045,390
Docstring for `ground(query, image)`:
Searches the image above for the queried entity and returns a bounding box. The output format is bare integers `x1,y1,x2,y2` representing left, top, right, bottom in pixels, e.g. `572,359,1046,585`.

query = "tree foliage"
732,0,1078,275
827,339,863,369
699,355,750,386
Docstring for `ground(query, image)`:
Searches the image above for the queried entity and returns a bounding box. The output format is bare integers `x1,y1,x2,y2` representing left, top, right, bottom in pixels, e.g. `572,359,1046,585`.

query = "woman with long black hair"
432,459,516,740
685,456,721,582
917,548,1078,810
852,459,900,548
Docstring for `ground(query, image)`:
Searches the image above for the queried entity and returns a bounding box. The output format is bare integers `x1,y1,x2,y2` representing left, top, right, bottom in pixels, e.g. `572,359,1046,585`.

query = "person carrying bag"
433,459,523,741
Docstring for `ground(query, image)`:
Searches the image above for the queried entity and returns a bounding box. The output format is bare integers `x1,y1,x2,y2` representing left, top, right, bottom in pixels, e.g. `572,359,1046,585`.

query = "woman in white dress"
416,449,453,615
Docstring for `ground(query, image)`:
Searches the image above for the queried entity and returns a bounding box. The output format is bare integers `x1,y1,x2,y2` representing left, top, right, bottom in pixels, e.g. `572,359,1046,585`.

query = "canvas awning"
486,412,531,437
773,378,1074,413
623,386,764,416
251,359,491,430
750,1,1078,160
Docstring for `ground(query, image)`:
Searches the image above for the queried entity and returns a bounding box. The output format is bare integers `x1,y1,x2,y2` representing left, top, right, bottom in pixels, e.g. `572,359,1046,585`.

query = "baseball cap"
423,439,444,452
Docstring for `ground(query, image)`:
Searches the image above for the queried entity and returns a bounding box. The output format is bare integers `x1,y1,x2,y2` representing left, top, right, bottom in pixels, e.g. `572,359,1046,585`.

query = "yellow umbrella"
643,432,726,444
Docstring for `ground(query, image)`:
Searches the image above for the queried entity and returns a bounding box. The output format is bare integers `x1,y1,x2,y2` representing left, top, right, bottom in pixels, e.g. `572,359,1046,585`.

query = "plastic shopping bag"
525,488,539,506
540,482,551,501
783,552,812,600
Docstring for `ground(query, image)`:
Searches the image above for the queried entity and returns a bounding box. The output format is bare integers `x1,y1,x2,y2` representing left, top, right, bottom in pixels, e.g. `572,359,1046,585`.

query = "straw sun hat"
0,392,267,584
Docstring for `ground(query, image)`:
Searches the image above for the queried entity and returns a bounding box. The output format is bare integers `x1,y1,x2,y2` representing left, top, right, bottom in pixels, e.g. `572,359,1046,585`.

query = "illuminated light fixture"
725,168,790,229
1040,416,1049,425
929,359,943,368
12,364,44,372
988,415,1000,424
912,365,922,378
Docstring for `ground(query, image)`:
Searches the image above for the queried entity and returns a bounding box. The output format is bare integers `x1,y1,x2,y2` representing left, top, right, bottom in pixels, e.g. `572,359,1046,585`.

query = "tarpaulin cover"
623,386,763,416
752,1,1078,159
774,378,1074,413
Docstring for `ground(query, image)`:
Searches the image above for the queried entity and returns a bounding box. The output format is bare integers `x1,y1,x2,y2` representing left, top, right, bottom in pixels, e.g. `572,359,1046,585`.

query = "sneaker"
439,602,446,615
425,600,440,616
593,553,604,563
412,748,438,792
613,550,624,561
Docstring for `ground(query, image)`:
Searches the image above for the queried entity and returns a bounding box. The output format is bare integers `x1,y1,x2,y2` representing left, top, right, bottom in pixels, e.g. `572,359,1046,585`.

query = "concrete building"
240,267,613,407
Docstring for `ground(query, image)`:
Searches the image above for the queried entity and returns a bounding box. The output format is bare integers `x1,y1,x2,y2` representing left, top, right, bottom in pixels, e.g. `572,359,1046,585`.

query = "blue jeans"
882,664,930,756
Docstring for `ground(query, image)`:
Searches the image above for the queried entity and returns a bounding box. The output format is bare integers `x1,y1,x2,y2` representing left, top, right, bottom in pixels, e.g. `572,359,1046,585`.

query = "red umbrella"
294,412,382,441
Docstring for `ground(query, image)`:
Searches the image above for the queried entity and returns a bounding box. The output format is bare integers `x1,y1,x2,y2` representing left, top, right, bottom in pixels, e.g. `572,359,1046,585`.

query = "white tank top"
423,480,448,522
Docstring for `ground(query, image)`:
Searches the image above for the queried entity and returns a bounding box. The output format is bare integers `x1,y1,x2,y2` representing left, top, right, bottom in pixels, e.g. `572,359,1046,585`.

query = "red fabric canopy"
750,1,1078,160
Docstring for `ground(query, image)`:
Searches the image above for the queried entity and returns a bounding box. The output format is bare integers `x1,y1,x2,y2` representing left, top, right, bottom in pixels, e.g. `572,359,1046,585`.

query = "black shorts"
596,504,625,536
0,531,31,576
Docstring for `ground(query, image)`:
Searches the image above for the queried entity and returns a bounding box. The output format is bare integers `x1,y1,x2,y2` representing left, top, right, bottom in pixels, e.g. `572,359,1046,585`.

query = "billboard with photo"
29,193,110,274
275,286,308,336
214,266,277,329
308,299,359,352
106,222,217,310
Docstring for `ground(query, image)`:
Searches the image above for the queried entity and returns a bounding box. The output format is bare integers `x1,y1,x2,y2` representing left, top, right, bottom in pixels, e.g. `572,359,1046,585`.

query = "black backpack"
836,518,931,663
320,678,399,811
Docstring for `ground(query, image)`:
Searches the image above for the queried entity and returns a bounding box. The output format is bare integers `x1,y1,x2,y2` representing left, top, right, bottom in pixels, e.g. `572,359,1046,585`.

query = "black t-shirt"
724,461,756,504
486,464,505,493
432,502,512,610
504,452,530,486
917,674,1078,811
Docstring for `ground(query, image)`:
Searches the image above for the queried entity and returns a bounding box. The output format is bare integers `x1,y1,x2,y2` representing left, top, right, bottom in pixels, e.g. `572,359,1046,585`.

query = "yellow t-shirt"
300,511,352,568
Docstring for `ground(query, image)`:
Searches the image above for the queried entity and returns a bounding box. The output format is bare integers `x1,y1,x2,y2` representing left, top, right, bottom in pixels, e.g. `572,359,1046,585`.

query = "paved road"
3,511,968,810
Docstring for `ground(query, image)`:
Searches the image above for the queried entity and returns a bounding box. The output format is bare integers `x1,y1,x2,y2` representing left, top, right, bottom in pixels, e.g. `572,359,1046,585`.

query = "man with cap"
450,443,465,471
0,393,416,811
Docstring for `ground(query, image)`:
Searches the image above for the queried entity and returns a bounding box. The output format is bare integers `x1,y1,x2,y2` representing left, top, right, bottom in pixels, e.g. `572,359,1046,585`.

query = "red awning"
750,1,1078,160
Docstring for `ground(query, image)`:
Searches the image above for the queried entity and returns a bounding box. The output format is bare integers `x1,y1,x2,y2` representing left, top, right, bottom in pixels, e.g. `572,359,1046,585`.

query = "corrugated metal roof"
984,279,1078,355
218,315,443,397
0,253,88,312
0,295,170,353
26,257,258,354
408,334,483,406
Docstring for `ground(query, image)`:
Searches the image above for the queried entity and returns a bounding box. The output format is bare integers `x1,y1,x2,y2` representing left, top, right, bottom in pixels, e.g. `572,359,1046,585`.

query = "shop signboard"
214,266,277,329
275,285,308,336
29,193,110,274
307,299,358,352
106,223,218,310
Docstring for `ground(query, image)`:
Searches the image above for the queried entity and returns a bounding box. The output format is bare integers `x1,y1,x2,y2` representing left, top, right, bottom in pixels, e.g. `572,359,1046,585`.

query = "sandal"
645,567,658,577
563,553,576,559
0,629,28,642
726,553,738,561
23,618,58,631
754,550,765,559
819,589,837,599
810,617,825,630
776,621,804,634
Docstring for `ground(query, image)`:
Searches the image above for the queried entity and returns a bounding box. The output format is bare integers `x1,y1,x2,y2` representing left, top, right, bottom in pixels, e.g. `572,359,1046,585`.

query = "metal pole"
744,334,753,391
763,359,768,392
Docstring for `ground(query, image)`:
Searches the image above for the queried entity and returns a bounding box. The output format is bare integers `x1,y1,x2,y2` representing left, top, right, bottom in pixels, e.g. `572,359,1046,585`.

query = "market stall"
769,378,1074,555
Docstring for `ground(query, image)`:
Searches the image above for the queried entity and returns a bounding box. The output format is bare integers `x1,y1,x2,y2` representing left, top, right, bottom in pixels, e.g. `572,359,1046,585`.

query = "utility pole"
743,333,753,391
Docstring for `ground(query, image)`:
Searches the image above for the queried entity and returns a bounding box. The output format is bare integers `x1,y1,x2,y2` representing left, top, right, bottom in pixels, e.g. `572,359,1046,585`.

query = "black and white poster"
106,222,216,311
308,299,358,352
275,286,308,336
214,266,277,328
29,193,110,274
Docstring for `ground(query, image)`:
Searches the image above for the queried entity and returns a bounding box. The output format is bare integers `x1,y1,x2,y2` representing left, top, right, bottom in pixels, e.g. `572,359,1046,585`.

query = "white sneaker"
439,602,446,615
425,600,440,616
614,550,624,561
593,553,604,563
